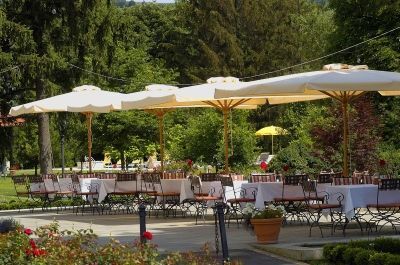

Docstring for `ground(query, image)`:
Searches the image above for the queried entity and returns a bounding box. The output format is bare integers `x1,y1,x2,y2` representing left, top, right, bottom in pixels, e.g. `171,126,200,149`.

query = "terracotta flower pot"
250,218,283,244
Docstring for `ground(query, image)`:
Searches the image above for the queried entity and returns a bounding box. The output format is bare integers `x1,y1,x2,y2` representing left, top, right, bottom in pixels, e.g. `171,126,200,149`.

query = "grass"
0,177,20,202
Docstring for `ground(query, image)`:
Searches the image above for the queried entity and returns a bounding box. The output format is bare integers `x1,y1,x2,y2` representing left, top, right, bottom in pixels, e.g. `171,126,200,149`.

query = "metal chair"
191,176,222,224
317,173,333,184
250,173,276,183
273,174,309,224
12,176,31,211
302,180,344,237
220,176,256,227
200,173,221,182
107,173,139,214
367,179,400,233
71,174,100,215
50,175,74,213
27,175,57,210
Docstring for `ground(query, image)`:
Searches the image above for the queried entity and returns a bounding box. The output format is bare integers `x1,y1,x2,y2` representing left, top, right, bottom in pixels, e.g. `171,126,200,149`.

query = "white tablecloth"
325,184,400,219
242,182,331,209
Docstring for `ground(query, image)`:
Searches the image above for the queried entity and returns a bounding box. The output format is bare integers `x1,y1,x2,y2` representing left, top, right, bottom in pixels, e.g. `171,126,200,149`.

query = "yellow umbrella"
255,126,288,154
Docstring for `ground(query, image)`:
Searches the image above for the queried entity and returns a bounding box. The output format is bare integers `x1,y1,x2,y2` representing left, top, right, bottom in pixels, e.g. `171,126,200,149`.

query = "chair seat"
139,190,158,195
31,190,57,195
195,195,222,201
309,203,341,210
17,191,30,195
307,195,325,201
367,203,400,208
274,196,307,202
194,192,209,197
56,191,74,195
76,191,98,196
156,192,180,197
110,191,138,196
227,198,255,203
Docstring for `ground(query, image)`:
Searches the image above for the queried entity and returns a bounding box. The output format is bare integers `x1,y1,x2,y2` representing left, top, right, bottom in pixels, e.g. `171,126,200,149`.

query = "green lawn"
0,177,18,202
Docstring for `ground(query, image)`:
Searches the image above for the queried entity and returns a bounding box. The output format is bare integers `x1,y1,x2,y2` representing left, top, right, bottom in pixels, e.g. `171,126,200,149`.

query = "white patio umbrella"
122,78,328,172
215,64,400,176
9,85,126,173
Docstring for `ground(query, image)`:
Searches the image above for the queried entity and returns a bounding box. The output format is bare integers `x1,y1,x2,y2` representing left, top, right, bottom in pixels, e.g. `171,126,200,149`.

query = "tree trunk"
36,80,53,174
120,150,125,171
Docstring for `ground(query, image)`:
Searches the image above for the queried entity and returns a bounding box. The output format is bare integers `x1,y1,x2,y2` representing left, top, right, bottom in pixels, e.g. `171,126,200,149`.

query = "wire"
6,25,395,85
240,26,400,80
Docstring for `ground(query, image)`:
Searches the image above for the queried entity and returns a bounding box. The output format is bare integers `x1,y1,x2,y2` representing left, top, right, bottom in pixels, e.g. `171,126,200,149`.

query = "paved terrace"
2,210,400,264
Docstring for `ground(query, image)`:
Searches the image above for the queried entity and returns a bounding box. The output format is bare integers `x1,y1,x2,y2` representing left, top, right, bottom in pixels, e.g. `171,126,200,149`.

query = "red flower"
32,248,45,257
29,239,36,249
187,159,193,168
379,159,386,167
25,249,32,256
24,228,32,235
260,161,268,171
143,231,153,240
283,165,289,172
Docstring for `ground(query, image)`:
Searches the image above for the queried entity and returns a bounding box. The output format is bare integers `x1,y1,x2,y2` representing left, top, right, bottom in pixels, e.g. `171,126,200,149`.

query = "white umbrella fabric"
122,78,327,172
214,64,400,176
9,85,126,173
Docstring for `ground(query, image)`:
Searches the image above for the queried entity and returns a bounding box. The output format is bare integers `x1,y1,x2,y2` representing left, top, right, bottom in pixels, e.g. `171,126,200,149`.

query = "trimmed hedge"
323,238,400,265
0,198,77,211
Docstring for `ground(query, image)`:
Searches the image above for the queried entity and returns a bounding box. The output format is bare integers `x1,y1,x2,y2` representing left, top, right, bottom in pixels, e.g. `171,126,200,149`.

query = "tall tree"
2,0,115,173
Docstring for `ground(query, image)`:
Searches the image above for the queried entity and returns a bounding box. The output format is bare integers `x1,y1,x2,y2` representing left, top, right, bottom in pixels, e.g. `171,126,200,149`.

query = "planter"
251,217,283,244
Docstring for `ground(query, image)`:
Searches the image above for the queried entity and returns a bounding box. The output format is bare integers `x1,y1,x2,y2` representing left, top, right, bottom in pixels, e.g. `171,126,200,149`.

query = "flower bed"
0,220,241,265
323,238,400,265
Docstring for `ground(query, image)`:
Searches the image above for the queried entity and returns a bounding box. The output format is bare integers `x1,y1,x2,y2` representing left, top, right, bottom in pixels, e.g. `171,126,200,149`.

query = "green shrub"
373,238,400,254
354,249,371,265
323,244,337,262
369,252,391,265
384,255,400,265
343,247,365,265
326,244,347,263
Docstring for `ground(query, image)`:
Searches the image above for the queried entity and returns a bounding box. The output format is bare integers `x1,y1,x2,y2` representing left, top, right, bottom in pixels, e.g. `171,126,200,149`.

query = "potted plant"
243,203,285,244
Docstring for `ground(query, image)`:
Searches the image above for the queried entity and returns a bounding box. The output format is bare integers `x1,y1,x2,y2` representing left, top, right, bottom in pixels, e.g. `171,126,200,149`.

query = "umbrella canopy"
255,126,288,155
9,85,126,173
255,126,288,136
122,78,327,172
214,64,400,176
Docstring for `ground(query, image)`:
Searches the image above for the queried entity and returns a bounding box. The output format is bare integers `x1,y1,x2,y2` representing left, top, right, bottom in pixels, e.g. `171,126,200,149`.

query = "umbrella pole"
85,113,93,175
157,113,165,175
222,108,229,173
271,135,274,155
342,96,349,177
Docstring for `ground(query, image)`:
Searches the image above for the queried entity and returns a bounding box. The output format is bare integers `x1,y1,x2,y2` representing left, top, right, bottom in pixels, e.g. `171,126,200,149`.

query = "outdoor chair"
50,175,74,213
163,171,186,179
106,173,139,214
190,176,222,224
200,173,221,182
220,176,256,227
250,173,276,183
71,174,100,215
12,176,31,211
27,175,57,210
302,180,344,237
367,179,400,233
97,172,118,179
273,174,309,224
142,173,181,217
317,173,333,184
333,177,359,185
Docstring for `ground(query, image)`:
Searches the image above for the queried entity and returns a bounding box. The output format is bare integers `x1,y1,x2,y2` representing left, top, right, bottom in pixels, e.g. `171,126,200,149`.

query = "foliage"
323,238,400,265
243,203,285,220
0,218,18,233
0,221,241,265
